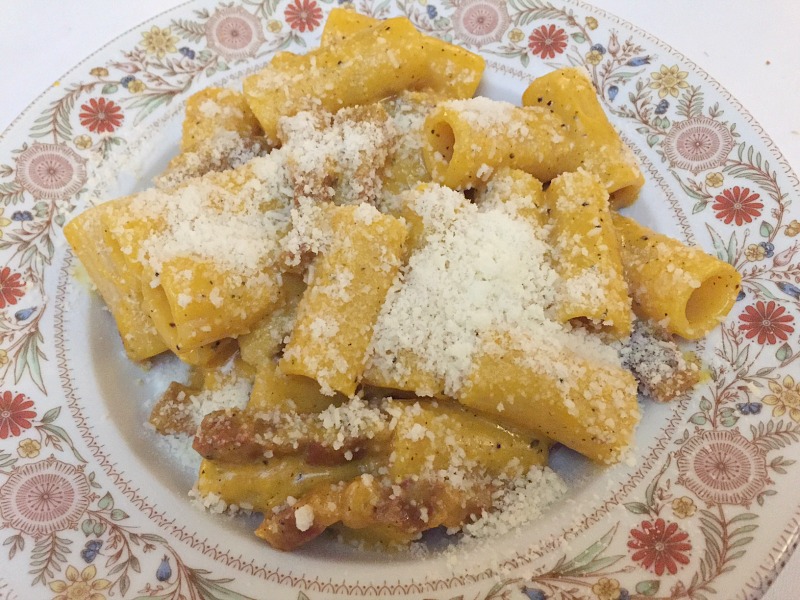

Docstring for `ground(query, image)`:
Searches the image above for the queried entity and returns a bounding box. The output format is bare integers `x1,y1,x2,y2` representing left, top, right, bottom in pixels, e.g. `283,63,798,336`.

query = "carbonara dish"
65,9,741,551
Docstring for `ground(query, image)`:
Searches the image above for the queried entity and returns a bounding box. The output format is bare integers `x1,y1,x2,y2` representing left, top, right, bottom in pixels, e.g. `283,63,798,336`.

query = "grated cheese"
367,183,621,396
278,106,396,206
462,467,566,540
121,151,293,286
119,30,696,552
294,505,315,532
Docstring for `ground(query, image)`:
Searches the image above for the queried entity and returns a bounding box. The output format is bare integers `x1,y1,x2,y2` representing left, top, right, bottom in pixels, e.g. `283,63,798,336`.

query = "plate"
1,1,799,599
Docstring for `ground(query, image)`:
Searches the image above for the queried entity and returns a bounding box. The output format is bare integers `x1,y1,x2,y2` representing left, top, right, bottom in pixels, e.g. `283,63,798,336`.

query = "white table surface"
0,1,798,598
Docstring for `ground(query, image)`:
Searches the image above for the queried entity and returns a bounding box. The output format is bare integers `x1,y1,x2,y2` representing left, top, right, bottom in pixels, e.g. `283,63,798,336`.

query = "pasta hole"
428,121,455,164
685,273,737,334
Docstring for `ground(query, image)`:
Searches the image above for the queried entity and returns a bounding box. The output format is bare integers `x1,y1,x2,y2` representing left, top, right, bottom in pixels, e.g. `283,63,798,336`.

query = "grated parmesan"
367,183,621,397
294,505,315,532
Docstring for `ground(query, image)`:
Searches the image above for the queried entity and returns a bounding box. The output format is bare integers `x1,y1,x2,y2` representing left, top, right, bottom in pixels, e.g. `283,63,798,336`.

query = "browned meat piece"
278,105,395,207
154,133,271,190
148,382,201,435
620,320,702,402
255,475,495,552
192,403,391,465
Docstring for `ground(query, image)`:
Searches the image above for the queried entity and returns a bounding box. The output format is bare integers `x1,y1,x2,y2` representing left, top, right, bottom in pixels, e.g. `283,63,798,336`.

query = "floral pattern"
78,98,124,134
628,518,692,576
452,0,510,48
649,64,689,98
591,577,621,600
527,24,567,59
676,429,771,506
0,457,91,538
0,209,10,239
671,496,696,519
0,1,798,599
17,437,41,458
284,0,323,33
13,143,87,200
0,391,36,439
745,243,767,262
49,564,111,600
738,300,795,344
763,376,800,422
0,267,25,308
662,116,736,174
140,26,178,58
205,6,266,60
712,185,763,226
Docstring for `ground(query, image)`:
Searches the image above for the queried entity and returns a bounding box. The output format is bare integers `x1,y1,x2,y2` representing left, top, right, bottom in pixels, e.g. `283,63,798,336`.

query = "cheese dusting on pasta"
63,8,741,554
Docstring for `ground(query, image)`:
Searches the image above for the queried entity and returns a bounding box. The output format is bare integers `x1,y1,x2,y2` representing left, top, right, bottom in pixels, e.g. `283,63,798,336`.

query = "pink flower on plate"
712,186,763,226
452,0,511,48
79,97,124,134
527,24,568,60
738,300,795,345
0,456,92,538
0,391,36,439
205,6,266,61
676,429,771,506
284,0,324,34
14,142,87,200
662,116,735,174
628,518,692,576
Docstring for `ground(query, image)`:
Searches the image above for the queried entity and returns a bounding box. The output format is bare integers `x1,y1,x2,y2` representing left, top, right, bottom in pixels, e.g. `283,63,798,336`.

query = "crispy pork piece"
193,400,392,465
255,475,494,551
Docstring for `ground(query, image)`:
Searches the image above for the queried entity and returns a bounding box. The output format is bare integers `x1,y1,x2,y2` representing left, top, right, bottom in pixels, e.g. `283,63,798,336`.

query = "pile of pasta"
65,9,742,551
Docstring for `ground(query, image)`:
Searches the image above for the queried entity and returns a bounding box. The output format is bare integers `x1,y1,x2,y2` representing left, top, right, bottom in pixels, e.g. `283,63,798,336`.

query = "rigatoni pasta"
280,204,407,397
65,9,742,553
542,168,632,337
459,331,639,464
522,67,645,207
423,98,576,189
320,9,485,100
243,15,484,141
64,198,168,361
612,213,742,339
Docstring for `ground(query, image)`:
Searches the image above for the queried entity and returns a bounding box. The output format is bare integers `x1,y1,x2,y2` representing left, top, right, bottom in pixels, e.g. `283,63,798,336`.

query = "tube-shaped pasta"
180,87,262,153
280,205,407,397
458,332,639,464
147,257,284,352
152,88,268,190
543,169,631,337
362,184,471,397
474,167,548,228
248,361,344,414
197,456,379,513
522,67,644,208
611,213,742,339
379,92,445,200
237,273,306,368
423,98,579,189
138,275,239,367
389,400,549,481
320,8,484,100
362,348,445,397
320,6,377,42
102,155,291,357
64,198,167,361
244,18,438,140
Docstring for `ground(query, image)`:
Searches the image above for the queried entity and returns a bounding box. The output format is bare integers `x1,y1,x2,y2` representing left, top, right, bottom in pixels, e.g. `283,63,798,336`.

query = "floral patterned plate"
1,1,799,599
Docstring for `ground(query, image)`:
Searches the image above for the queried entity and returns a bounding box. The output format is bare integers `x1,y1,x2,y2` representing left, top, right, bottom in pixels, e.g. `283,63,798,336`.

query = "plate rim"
0,1,798,598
